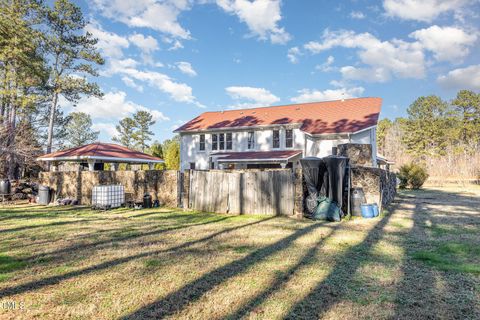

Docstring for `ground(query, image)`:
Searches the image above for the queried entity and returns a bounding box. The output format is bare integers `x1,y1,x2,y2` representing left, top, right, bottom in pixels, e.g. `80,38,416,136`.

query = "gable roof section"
174,97,382,135
37,143,164,163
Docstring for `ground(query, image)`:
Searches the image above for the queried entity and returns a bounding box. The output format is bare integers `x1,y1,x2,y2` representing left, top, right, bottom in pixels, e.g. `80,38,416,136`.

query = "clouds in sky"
383,0,471,22
437,65,480,90
225,86,280,108
290,87,365,103
176,61,197,77
216,0,290,44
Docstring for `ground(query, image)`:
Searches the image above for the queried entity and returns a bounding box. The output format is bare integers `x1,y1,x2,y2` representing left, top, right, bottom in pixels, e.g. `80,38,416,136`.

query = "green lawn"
0,186,479,319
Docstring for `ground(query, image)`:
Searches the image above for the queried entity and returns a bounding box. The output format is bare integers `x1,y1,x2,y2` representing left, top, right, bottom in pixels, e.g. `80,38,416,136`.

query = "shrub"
397,163,429,189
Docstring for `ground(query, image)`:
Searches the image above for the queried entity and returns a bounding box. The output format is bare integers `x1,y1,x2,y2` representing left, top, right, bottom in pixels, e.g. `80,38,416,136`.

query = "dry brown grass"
0,186,479,319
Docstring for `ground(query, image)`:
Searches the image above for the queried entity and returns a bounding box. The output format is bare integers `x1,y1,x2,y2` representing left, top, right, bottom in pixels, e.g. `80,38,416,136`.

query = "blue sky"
67,0,480,143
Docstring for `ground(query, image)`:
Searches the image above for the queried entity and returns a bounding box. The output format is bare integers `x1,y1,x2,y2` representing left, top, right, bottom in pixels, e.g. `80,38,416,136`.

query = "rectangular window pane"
212,134,218,150
219,133,225,150
199,134,205,151
247,131,255,149
226,133,232,150
273,130,280,148
285,129,293,148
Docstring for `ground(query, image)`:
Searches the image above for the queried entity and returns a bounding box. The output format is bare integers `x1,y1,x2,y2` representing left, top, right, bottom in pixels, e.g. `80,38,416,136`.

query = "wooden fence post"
293,168,304,218
182,170,190,210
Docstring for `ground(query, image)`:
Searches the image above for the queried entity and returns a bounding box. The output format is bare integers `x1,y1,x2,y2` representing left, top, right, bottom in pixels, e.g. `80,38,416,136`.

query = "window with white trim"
212,134,218,150
272,129,280,149
226,133,232,150
247,131,255,150
219,133,225,150
199,134,205,151
285,129,293,148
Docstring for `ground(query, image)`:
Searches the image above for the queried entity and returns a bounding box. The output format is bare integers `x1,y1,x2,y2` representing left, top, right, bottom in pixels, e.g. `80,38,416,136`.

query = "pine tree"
376,118,393,155
132,111,155,152
452,90,480,152
65,112,99,147
162,136,180,170
44,0,104,154
112,117,136,149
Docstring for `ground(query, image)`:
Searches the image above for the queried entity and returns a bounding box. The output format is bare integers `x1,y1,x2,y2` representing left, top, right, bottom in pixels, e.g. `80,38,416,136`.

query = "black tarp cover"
300,156,349,221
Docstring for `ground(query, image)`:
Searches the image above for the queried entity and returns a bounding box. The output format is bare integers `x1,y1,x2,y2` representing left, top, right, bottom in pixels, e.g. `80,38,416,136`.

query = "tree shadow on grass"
281,201,399,319
121,221,328,319
0,217,275,298
393,188,480,319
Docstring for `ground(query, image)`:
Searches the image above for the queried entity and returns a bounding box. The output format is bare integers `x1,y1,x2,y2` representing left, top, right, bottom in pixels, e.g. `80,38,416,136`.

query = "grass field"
0,186,479,319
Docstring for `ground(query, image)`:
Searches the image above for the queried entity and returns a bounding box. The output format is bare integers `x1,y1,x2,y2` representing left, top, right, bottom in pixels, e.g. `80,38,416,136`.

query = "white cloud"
315,55,335,72
84,23,129,59
121,76,144,92
225,86,280,108
340,66,391,82
383,0,470,22
216,0,291,44
128,33,159,54
350,11,365,19
409,25,477,62
66,91,169,122
104,58,204,107
437,64,480,90
287,46,301,63
92,0,191,39
291,87,365,103
304,29,425,81
176,61,197,77
91,123,117,138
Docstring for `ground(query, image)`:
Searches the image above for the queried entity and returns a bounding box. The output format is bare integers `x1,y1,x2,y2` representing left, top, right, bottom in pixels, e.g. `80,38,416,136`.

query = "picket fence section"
188,169,295,215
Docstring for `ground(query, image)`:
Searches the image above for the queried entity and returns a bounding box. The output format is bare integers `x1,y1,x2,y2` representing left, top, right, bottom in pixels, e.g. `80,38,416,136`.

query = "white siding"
179,126,377,170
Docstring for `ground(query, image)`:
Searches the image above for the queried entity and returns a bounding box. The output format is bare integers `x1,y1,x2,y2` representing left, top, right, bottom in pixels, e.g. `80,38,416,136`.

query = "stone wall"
351,166,396,211
338,143,372,166
39,170,180,207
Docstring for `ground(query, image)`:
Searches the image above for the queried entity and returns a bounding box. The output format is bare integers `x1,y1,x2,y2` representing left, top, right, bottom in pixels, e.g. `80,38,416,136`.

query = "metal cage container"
92,185,125,209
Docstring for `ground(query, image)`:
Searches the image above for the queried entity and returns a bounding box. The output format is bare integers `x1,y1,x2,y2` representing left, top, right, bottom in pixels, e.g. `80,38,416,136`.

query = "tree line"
0,0,179,178
377,90,480,180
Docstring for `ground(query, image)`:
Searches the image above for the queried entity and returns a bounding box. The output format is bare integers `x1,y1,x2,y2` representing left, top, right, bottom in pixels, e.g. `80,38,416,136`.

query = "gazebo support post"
148,163,154,170
280,162,287,169
111,163,119,171
87,159,96,172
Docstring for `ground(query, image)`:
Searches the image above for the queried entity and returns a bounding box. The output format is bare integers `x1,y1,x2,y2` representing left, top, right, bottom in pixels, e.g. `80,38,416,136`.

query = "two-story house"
174,97,382,171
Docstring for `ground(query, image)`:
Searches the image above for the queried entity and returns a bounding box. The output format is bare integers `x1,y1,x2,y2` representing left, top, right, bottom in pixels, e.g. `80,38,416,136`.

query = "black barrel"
0,179,11,195
38,185,51,205
143,194,152,209
351,188,366,216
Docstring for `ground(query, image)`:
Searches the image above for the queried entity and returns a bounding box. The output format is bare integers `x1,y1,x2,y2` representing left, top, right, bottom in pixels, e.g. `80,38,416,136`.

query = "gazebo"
37,142,164,171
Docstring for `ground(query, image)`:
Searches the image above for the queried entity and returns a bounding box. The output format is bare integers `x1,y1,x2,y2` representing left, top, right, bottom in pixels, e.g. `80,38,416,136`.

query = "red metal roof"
174,97,382,135
215,150,302,162
37,143,163,163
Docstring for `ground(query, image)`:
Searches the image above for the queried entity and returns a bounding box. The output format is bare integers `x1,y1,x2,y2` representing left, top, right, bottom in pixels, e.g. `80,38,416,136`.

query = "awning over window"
214,150,302,163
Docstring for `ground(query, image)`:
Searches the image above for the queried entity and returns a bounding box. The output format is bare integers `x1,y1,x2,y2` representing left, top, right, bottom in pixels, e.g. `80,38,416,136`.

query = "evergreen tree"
149,141,164,169
65,112,99,147
44,0,104,154
376,118,393,154
162,136,180,170
451,90,480,151
401,95,451,158
132,110,155,152
112,117,136,149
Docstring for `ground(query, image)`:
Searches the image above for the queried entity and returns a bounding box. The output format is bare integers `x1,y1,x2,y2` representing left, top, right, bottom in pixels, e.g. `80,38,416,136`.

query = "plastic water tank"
38,185,50,205
0,179,11,195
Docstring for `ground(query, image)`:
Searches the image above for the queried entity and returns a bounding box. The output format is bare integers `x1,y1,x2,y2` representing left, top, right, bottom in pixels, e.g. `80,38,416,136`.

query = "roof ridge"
200,97,381,114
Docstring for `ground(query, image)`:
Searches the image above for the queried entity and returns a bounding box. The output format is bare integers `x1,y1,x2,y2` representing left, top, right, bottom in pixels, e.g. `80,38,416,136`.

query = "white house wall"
179,126,377,170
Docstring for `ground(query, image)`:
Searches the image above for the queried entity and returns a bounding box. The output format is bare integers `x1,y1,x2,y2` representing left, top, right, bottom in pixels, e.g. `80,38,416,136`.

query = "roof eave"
36,155,164,163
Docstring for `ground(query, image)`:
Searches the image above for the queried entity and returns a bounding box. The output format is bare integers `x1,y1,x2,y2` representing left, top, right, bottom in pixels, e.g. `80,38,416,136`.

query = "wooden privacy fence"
188,169,295,215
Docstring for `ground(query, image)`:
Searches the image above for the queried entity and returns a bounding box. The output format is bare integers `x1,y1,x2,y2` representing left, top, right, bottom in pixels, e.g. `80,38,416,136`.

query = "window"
212,134,218,150
272,129,280,148
189,162,196,170
285,129,293,148
199,134,205,151
226,133,232,150
219,133,225,150
247,131,255,149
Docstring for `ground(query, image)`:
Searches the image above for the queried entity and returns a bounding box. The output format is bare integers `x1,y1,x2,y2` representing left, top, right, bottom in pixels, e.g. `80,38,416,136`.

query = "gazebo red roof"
37,143,164,163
